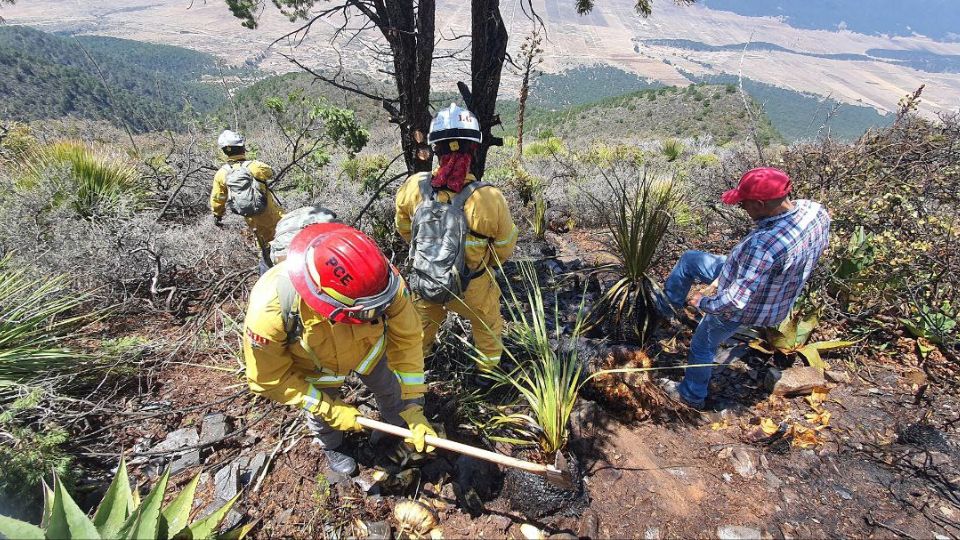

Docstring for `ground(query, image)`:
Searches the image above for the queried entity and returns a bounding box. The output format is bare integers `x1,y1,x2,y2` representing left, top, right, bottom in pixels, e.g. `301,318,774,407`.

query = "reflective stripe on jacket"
395,172,518,271
243,262,426,409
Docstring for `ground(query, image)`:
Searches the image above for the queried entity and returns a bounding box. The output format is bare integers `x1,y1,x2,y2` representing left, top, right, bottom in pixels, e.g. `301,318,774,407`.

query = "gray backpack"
269,206,338,263
224,161,268,217
270,206,339,345
408,174,488,304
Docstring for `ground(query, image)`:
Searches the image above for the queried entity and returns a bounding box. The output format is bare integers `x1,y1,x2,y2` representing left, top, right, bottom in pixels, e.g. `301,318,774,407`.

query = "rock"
835,487,853,500
717,525,762,540
239,452,267,487
722,473,733,483
825,370,851,384
488,515,512,532
578,510,600,539
200,413,231,446
170,449,200,475
779,522,797,540
520,523,545,539
325,470,353,487
763,471,783,490
767,366,826,396
644,527,661,540
729,448,757,478
214,462,239,502
221,509,243,531
357,520,391,540
149,427,199,453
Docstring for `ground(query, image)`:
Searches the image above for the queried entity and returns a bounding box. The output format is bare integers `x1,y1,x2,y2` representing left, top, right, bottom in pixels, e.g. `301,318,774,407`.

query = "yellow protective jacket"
395,172,518,271
243,263,427,408
210,156,283,243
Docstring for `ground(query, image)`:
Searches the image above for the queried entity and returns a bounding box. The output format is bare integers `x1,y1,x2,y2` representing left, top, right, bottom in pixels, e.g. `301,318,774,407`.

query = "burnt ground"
72,232,960,540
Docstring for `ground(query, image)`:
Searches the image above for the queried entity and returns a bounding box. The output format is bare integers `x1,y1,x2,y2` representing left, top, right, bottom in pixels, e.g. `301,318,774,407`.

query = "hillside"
0,26,229,132
505,84,782,147
525,65,890,142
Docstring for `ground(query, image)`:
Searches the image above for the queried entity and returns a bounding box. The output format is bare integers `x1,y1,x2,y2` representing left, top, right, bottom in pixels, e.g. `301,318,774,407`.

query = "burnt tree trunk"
470,0,508,179
380,0,435,173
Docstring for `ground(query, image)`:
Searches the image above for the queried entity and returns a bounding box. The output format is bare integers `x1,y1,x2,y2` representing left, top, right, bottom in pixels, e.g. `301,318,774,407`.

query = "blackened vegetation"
502,450,587,518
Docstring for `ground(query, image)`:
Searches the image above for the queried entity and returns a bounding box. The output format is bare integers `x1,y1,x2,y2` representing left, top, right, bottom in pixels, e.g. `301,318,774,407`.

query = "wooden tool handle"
356,416,551,475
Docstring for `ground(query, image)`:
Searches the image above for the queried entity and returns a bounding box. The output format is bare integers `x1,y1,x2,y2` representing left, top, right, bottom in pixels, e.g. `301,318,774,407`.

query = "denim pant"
662,251,742,405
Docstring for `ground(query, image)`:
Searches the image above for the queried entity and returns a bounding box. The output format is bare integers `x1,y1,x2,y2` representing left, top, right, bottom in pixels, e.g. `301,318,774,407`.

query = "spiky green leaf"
93,456,134,538
160,473,201,538
47,472,101,540
797,344,826,372
41,478,55,529
217,520,257,540
121,468,169,540
179,492,241,540
810,340,857,351
0,514,45,539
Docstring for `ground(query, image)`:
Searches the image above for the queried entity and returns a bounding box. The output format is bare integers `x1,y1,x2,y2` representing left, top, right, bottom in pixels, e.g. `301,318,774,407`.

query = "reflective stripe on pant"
304,356,412,449
416,270,503,371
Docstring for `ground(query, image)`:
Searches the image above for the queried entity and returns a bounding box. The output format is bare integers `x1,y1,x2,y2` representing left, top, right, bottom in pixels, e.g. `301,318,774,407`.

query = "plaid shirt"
699,200,831,326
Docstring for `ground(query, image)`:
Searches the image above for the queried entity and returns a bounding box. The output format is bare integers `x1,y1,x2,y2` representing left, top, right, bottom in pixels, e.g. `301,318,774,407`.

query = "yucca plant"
0,457,250,539
472,263,684,459
474,263,588,458
582,166,680,342
749,309,856,372
22,140,143,219
0,255,92,391
660,138,684,162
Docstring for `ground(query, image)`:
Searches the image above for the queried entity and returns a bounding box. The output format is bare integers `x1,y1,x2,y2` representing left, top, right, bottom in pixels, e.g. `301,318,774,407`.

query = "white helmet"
217,129,245,149
428,103,481,145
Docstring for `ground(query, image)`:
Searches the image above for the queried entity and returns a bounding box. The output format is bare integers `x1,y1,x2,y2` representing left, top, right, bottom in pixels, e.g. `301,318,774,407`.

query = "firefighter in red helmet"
243,223,435,475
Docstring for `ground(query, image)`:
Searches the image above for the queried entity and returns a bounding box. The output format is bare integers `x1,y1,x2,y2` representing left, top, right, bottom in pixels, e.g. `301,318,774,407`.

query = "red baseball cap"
721,167,792,205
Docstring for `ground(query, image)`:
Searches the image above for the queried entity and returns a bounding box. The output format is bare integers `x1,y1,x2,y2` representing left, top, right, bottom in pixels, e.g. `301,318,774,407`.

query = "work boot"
323,448,357,475
658,378,705,410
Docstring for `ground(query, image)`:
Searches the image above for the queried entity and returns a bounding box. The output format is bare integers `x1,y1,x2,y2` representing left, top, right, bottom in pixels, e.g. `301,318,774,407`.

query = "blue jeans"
662,251,741,405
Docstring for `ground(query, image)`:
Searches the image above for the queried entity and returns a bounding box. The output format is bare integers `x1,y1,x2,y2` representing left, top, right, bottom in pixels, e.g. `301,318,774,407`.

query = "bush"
779,106,960,355
20,140,144,219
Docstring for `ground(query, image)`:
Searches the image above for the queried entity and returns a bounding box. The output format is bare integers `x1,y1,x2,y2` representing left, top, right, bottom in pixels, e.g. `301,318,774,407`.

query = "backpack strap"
276,273,303,347
416,172,434,202
451,181,488,210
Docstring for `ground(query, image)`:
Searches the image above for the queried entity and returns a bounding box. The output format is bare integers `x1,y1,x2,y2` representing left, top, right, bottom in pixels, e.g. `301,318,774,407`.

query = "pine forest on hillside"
0,3,958,539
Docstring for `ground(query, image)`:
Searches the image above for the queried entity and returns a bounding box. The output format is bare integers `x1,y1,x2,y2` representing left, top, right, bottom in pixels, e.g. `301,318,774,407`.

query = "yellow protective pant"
416,270,503,371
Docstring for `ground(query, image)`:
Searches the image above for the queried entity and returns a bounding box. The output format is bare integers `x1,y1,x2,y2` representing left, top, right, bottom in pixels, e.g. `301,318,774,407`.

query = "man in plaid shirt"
659,167,831,408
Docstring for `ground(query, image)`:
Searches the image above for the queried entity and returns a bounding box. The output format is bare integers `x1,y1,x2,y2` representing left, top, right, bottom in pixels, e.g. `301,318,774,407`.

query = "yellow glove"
307,397,362,432
398,405,437,453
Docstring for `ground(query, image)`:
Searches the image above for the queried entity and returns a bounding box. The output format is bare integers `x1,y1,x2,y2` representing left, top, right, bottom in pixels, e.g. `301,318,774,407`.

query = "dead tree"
224,0,695,177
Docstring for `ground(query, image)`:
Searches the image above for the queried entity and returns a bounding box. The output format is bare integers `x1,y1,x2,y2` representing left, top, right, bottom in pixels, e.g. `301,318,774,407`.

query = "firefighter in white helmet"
395,103,518,383
210,130,284,274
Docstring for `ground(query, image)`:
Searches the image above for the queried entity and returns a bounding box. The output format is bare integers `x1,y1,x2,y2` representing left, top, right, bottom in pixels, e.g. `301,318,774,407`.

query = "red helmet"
286,223,400,324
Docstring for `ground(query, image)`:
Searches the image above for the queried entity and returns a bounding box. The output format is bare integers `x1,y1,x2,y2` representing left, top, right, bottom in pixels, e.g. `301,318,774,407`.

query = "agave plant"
749,309,856,372
582,166,680,342
22,140,143,219
0,457,250,540
0,255,93,391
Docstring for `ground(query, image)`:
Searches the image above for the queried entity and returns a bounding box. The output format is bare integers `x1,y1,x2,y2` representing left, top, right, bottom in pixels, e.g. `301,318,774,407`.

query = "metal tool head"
542,464,576,490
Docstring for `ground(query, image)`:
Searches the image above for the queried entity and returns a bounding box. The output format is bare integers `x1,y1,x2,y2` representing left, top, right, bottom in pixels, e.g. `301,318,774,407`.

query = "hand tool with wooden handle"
356,416,575,489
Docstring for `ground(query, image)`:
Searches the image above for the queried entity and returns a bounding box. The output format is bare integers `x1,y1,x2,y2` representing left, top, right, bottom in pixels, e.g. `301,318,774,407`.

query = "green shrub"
21,141,143,219
524,137,566,158
660,138,684,162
